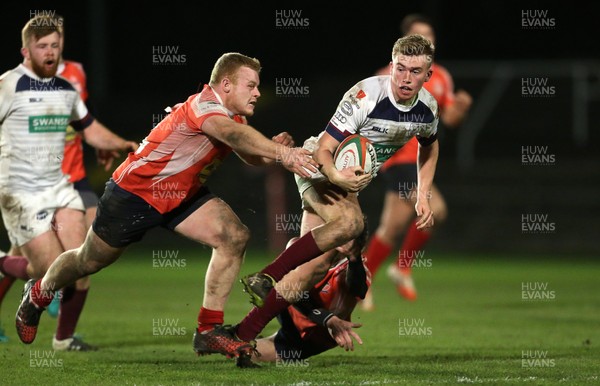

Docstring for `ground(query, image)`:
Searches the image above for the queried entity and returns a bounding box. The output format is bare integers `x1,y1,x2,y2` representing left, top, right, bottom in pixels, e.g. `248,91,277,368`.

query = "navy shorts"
73,177,100,209
381,163,418,196
92,179,215,248
273,311,334,360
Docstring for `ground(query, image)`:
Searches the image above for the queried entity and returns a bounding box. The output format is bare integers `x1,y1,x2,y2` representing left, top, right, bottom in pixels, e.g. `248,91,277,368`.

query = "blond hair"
392,34,435,66
209,52,261,86
21,15,63,48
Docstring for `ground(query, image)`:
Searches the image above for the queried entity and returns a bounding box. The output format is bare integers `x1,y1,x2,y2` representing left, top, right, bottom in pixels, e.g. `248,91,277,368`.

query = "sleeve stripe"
71,113,94,131
325,122,350,142
416,133,438,147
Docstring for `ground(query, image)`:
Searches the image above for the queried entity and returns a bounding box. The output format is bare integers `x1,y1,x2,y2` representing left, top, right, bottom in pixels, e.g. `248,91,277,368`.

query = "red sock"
261,232,323,281
398,221,431,274
197,307,224,332
364,235,393,278
55,287,88,340
30,280,54,308
0,275,16,304
0,255,30,280
236,289,290,341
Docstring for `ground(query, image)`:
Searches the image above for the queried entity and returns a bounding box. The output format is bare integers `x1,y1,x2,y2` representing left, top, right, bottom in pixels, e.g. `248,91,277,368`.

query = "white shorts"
294,136,328,198
0,176,84,247
294,135,341,210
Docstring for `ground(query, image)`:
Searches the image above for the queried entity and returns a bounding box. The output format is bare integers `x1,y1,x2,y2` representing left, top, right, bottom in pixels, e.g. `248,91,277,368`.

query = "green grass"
1,249,598,385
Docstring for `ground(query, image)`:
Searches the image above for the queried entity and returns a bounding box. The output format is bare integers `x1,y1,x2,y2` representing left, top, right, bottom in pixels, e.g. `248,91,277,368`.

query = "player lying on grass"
194,34,440,358
236,236,370,368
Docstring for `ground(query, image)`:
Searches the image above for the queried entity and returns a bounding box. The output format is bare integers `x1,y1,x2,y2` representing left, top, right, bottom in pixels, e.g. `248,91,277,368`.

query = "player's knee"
210,221,249,252
334,211,364,241
227,222,250,252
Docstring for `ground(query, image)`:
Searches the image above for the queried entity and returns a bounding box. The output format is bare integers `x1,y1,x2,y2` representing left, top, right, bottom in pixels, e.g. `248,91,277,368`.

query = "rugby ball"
333,134,377,175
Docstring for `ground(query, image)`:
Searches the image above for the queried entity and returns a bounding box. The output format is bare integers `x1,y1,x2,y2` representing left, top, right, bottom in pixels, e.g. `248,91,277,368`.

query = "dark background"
1,1,599,256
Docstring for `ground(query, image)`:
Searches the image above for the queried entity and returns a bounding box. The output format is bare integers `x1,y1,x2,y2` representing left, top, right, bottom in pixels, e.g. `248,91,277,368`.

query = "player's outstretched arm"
82,120,139,153
292,296,363,351
235,132,295,166
415,139,439,229
202,115,318,177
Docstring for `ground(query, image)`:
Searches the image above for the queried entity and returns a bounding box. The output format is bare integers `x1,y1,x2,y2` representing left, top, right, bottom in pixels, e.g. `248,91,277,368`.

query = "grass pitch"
1,248,598,385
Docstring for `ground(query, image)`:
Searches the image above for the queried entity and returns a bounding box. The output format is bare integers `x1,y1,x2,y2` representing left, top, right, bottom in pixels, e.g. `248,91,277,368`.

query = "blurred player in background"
361,14,472,309
14,52,318,358
196,34,440,360
1,15,138,350
238,237,370,368
0,14,123,344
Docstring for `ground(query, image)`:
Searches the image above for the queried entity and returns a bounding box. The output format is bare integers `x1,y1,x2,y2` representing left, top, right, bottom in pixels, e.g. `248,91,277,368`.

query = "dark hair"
400,13,434,35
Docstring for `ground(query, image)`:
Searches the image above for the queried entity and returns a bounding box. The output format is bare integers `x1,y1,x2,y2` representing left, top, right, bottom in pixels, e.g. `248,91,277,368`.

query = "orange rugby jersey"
59,60,89,183
381,62,454,169
112,85,241,214
288,258,371,346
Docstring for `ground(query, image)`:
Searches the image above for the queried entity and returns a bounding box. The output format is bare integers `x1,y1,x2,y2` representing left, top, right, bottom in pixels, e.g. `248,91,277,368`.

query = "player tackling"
195,33,441,359
13,50,317,358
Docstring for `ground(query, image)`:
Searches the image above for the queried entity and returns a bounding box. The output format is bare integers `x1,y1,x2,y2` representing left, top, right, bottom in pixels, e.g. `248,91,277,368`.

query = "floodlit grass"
1,249,598,385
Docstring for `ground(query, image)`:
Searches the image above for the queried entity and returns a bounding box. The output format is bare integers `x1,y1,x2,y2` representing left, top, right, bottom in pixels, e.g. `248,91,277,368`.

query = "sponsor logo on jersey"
338,90,365,120
346,92,363,110
36,210,49,220
340,101,353,116
372,126,389,134
29,115,70,133
333,111,347,124
373,144,401,163
195,101,227,117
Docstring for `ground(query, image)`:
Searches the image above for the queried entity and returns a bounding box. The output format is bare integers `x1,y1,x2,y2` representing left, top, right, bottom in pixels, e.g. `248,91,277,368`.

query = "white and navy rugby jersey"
325,75,438,174
0,64,93,192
